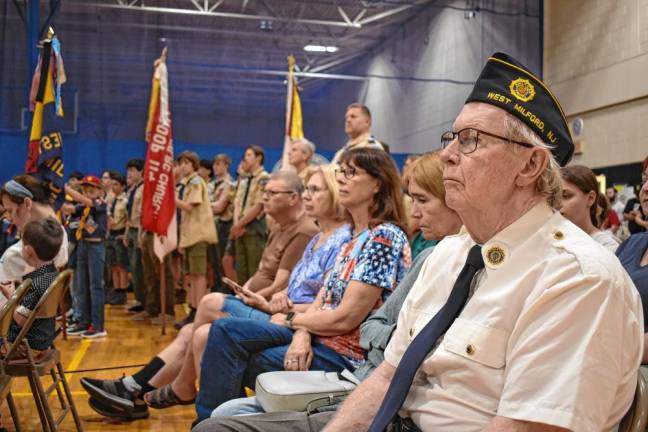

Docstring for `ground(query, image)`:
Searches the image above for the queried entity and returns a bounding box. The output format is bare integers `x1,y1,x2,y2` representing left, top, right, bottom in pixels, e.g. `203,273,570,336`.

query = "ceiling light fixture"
304,45,339,53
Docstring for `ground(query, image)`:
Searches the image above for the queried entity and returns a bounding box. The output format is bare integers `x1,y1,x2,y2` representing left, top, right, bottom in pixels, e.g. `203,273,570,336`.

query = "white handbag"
255,370,359,413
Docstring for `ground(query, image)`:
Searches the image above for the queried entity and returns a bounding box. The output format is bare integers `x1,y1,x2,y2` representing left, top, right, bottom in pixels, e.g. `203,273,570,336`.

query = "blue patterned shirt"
286,224,352,304
317,222,411,364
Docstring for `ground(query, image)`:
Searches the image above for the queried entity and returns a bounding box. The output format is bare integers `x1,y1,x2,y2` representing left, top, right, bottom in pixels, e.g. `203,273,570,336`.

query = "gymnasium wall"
0,1,541,181
544,0,648,172
307,0,543,155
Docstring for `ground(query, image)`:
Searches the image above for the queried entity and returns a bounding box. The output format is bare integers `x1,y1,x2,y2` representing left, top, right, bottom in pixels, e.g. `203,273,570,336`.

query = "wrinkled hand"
269,291,293,314
284,330,313,371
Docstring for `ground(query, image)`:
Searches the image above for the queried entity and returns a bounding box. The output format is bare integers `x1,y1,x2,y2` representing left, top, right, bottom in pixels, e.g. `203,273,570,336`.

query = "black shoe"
127,302,144,313
80,376,140,412
88,397,149,420
173,308,195,330
108,289,127,306
67,323,89,336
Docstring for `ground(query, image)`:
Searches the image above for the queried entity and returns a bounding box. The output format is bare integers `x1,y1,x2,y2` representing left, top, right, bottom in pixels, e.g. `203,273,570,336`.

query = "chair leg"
49,368,67,410
31,370,57,431
27,373,50,432
6,391,22,432
56,361,84,432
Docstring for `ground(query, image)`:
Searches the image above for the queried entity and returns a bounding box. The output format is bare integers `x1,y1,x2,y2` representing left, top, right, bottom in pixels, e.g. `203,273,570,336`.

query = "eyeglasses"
440,127,534,154
304,185,325,195
262,189,296,198
335,166,361,180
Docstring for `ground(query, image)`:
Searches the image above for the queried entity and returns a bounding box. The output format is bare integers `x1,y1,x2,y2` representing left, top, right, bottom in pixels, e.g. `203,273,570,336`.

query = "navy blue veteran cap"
465,52,574,166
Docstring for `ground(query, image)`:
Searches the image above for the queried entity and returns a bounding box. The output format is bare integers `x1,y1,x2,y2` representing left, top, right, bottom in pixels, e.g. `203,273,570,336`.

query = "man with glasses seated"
197,53,643,432
80,171,318,420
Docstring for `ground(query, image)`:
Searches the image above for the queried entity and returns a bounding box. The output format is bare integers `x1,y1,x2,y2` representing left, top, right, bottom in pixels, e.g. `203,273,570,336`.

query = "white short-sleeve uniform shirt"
384,203,643,431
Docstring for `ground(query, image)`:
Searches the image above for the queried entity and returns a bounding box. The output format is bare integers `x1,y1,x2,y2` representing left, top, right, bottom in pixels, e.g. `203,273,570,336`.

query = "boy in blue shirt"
65,175,108,338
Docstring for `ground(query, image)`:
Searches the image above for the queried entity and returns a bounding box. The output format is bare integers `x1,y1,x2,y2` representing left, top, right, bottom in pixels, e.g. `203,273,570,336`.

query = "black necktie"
368,245,485,432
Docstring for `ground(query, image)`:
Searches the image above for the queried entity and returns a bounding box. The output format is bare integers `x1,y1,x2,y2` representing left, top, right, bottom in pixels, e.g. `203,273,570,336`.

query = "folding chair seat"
1,270,83,432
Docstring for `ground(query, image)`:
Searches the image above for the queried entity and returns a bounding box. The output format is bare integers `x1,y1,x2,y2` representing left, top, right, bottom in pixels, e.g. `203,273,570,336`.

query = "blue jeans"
222,296,270,321
211,396,264,417
195,318,353,422
75,241,106,331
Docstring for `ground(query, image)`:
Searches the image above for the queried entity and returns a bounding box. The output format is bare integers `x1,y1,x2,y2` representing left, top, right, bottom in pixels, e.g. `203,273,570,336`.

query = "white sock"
122,375,141,392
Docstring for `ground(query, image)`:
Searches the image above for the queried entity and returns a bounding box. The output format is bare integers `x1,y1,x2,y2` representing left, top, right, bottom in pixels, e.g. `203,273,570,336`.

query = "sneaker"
66,317,79,327
127,302,144,314
88,397,149,420
150,314,175,326
66,308,74,318
81,376,141,412
82,326,107,339
108,289,127,306
67,323,89,336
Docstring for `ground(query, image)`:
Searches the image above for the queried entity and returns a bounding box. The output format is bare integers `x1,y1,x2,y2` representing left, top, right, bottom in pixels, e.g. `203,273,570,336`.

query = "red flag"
141,49,177,260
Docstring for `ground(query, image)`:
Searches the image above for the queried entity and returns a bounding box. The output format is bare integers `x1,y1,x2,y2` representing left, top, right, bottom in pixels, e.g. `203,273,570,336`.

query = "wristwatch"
285,311,296,329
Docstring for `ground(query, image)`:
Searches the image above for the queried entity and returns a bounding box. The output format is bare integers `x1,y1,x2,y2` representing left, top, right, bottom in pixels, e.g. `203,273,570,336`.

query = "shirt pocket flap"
443,318,509,369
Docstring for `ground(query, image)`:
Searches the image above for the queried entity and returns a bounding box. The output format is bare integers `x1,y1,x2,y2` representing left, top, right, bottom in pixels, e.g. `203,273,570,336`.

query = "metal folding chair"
2,270,83,432
0,279,32,432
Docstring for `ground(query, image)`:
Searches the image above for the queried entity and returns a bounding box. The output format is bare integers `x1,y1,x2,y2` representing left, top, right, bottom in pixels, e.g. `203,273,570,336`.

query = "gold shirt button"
409,328,415,337
466,344,476,355
553,230,564,240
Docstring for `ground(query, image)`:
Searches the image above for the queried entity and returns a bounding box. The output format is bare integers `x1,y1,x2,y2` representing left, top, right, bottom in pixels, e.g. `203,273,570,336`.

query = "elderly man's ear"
515,147,549,188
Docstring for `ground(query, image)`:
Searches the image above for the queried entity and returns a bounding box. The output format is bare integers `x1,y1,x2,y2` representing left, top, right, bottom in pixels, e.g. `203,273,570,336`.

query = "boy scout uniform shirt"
213,175,234,223
109,192,128,231
127,183,143,229
384,203,643,432
233,167,269,224
179,172,218,249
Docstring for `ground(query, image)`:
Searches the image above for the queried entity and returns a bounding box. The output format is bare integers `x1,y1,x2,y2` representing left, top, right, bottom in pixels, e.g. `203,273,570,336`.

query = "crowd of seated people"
1,52,648,432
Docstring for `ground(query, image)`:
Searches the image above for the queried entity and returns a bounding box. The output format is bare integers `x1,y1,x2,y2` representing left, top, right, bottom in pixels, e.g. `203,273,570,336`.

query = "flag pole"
281,55,296,169
157,46,168,336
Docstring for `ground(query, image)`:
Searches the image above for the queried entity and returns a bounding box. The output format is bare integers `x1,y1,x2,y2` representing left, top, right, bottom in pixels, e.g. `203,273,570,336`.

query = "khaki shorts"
184,241,208,275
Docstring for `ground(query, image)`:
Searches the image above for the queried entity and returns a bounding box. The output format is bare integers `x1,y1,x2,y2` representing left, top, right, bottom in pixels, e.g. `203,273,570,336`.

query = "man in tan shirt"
332,103,383,164
176,150,218,327
231,145,270,285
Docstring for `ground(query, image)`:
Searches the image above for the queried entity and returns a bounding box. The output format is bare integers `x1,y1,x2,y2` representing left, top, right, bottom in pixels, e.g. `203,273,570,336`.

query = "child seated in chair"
0,217,63,356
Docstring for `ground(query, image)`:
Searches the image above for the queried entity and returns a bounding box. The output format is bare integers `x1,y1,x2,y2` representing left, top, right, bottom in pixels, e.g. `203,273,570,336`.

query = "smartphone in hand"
222,277,243,294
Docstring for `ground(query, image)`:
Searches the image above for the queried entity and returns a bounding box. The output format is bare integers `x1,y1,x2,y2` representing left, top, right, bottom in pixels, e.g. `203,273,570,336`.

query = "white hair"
503,113,563,209
294,138,316,157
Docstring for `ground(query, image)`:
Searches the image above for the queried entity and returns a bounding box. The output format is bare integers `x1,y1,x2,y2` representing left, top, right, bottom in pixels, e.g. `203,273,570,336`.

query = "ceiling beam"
72,1,362,29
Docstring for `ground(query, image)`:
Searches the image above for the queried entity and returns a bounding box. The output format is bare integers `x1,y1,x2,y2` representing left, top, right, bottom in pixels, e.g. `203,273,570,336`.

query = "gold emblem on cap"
509,78,536,102
553,230,564,240
466,344,476,355
486,245,506,267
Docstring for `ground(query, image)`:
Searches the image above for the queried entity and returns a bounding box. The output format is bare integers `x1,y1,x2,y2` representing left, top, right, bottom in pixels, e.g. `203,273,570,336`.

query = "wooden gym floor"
0,300,195,431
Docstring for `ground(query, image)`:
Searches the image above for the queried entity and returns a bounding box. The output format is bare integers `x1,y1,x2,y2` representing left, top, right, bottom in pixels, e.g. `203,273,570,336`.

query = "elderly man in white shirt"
193,53,643,432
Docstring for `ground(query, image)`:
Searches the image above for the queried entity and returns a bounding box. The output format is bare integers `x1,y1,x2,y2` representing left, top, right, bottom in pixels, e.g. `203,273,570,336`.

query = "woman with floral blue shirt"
192,147,411,423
